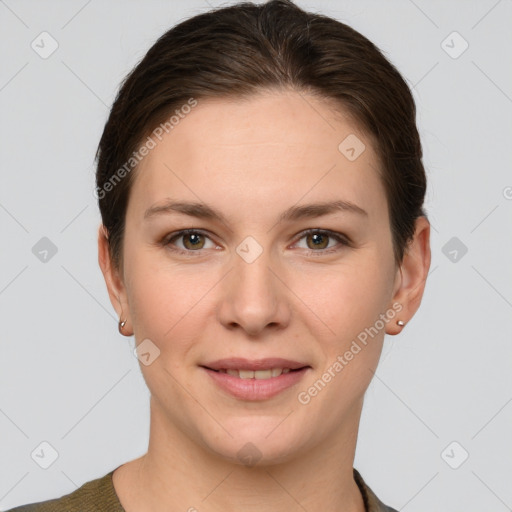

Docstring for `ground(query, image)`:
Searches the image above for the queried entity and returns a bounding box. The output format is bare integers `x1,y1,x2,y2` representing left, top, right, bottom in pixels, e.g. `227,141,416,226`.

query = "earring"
397,320,405,327
118,318,127,334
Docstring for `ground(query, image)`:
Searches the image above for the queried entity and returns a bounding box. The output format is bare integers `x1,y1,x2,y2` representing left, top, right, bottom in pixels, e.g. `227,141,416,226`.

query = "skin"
98,89,431,512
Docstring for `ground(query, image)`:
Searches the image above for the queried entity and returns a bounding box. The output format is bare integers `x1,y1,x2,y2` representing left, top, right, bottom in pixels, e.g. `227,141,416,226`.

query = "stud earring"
397,320,405,327
118,318,127,333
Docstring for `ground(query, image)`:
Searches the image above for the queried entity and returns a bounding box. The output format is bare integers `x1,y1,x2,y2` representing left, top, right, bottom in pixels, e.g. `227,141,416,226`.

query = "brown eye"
165,229,216,254
294,229,350,254
182,232,205,250
305,232,329,250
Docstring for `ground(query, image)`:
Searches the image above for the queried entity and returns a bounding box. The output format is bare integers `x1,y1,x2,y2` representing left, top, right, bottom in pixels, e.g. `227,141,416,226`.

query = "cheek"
293,254,394,344
124,248,215,361
123,246,179,339
294,260,393,417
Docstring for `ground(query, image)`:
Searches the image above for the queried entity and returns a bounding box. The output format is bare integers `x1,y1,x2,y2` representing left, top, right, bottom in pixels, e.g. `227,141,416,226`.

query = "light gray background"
1,0,511,510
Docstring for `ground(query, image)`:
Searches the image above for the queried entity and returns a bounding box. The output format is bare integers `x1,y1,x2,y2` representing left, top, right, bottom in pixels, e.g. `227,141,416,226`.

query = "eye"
162,228,350,256
164,229,218,254
293,229,350,254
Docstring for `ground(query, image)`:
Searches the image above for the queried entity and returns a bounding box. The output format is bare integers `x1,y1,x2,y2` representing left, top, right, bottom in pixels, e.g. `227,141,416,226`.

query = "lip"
201,357,308,371
200,358,311,401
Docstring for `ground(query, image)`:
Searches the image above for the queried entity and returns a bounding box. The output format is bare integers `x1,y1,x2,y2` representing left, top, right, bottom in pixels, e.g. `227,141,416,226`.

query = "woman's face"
104,90,413,465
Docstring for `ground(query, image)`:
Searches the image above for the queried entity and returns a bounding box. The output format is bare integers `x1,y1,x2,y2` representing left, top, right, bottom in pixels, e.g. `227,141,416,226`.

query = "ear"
97,224,133,336
386,216,431,335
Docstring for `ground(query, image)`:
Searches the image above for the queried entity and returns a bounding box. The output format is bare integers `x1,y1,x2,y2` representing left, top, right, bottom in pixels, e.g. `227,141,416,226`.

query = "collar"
353,468,398,512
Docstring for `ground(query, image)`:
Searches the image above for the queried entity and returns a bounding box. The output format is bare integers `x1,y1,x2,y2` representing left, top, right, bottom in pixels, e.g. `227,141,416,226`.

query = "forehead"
130,90,387,222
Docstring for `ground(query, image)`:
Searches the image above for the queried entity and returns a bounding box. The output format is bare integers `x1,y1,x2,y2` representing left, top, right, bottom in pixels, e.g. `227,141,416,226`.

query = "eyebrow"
144,199,368,223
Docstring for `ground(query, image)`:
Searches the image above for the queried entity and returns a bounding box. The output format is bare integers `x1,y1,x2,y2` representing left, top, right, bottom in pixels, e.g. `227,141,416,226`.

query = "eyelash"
162,228,351,257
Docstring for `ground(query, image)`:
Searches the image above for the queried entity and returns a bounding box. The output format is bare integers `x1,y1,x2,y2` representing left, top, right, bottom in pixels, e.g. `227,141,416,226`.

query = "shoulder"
4,469,124,512
353,468,399,512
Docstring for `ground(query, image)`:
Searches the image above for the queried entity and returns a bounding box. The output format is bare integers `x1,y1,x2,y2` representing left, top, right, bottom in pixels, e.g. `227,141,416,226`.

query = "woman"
8,0,430,510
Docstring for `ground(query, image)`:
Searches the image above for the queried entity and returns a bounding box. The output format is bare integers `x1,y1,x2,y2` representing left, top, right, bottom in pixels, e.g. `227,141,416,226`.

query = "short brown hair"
96,0,427,269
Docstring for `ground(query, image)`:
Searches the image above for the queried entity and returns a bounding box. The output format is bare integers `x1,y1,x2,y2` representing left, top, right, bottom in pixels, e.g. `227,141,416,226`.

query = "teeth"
219,368,293,379
255,369,272,379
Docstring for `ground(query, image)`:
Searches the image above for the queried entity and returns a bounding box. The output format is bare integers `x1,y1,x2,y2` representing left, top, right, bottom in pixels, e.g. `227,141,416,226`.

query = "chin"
199,418,308,468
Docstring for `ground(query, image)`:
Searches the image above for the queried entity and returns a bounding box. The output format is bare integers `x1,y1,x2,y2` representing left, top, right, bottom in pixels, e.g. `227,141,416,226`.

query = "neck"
114,398,366,512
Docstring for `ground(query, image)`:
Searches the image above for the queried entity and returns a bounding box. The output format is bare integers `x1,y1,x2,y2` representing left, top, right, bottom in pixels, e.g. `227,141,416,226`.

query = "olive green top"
6,467,398,511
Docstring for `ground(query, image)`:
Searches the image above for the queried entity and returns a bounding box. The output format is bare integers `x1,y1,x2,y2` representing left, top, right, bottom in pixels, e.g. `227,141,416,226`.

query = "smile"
214,368,292,379
201,364,310,400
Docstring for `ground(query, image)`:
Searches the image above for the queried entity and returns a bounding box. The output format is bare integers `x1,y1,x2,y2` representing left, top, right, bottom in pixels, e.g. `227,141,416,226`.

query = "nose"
216,248,291,337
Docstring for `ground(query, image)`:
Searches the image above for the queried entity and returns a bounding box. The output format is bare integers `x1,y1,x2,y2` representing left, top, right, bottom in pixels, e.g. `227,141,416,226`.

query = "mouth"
200,358,311,400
